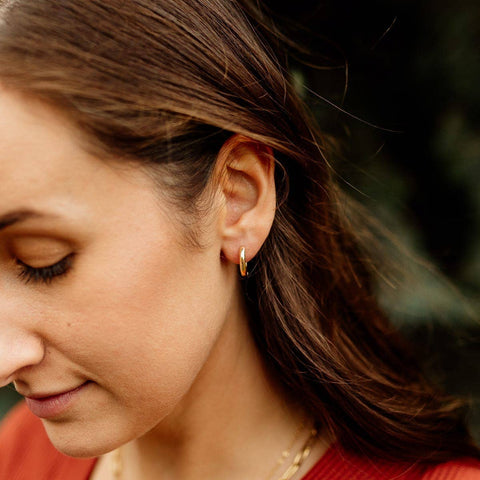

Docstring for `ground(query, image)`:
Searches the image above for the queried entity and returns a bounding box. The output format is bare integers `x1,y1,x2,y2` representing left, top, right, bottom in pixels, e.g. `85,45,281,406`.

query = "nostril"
0,375,14,389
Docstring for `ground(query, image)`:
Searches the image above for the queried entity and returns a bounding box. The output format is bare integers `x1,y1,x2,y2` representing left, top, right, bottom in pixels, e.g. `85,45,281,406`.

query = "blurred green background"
1,0,479,441
266,0,480,440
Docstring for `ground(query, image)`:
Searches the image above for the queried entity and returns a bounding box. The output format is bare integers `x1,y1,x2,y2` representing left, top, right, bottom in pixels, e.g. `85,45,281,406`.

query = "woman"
0,1,478,479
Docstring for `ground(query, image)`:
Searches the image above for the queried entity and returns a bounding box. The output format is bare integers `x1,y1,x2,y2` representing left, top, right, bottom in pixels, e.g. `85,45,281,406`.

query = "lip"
25,381,90,419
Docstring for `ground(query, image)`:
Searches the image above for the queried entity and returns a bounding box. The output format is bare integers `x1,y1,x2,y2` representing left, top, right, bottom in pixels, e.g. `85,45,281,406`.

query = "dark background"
1,0,479,441
263,0,480,440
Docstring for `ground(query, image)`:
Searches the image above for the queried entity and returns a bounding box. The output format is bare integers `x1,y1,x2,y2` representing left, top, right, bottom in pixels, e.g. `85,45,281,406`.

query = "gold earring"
239,247,247,277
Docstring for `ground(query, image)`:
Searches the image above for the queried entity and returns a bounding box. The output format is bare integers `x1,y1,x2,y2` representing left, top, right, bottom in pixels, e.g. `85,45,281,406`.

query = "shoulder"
421,459,480,479
0,402,96,480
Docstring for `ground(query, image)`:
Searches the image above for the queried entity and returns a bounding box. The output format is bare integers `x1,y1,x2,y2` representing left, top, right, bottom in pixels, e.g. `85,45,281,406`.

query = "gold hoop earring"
239,247,248,277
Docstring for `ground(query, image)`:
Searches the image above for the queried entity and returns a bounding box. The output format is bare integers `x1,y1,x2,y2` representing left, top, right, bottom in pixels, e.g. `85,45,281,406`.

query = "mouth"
24,381,91,419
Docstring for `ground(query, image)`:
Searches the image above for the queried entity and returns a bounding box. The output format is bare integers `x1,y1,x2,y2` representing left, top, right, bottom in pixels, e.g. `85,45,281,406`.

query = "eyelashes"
16,254,74,285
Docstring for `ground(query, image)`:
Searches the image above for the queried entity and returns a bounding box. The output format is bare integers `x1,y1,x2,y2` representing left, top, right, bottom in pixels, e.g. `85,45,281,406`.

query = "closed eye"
16,254,74,285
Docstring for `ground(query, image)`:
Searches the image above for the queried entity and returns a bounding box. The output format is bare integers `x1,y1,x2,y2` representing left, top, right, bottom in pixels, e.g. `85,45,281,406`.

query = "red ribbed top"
302,439,480,480
1,403,479,479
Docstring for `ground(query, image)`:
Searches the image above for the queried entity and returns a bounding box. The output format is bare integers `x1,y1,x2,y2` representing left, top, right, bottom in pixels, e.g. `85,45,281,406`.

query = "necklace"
111,447,123,479
276,427,318,480
263,422,305,480
110,425,318,480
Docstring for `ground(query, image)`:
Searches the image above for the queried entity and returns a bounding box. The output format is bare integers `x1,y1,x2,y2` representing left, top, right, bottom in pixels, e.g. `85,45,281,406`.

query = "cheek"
38,230,229,456
46,228,226,414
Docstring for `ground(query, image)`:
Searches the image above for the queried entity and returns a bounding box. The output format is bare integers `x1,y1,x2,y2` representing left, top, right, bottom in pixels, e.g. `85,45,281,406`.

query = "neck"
100,292,329,480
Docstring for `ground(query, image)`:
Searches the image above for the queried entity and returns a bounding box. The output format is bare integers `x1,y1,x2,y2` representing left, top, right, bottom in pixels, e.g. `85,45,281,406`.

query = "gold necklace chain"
110,426,318,480
111,447,123,480
277,427,318,480
263,421,307,480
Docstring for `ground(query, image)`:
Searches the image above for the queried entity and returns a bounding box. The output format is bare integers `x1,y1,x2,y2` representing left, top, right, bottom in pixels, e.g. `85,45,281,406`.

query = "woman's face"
0,88,237,456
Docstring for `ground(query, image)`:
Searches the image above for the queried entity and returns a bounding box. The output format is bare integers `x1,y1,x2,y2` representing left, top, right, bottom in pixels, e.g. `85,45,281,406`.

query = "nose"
0,328,45,388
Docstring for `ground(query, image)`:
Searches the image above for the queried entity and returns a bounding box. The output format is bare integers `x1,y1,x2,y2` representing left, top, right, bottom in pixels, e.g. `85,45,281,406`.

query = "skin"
0,88,328,479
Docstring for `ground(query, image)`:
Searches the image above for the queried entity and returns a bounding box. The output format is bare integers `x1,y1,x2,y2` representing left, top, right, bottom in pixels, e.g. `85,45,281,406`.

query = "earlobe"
216,135,276,270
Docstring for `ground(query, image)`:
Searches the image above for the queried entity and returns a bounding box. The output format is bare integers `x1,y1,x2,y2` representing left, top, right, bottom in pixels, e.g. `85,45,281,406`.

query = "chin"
42,419,120,458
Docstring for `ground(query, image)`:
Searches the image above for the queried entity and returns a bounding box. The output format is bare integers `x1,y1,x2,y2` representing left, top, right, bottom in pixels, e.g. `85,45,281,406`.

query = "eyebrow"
0,209,53,232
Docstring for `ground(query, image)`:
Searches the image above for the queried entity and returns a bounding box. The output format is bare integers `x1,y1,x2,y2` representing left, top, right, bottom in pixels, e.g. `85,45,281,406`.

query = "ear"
215,134,276,269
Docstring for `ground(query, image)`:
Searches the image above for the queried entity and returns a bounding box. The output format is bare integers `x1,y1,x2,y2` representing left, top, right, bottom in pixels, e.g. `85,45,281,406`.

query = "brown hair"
0,0,478,463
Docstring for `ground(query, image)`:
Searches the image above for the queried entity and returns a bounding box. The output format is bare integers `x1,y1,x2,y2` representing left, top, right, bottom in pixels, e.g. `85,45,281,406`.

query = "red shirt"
1,403,480,480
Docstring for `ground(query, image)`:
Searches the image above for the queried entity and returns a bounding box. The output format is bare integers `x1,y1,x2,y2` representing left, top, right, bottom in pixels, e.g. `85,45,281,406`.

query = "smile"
24,381,91,419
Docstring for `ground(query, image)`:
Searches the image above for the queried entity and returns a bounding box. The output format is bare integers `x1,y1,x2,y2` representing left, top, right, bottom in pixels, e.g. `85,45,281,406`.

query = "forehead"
0,87,155,219
0,87,98,194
